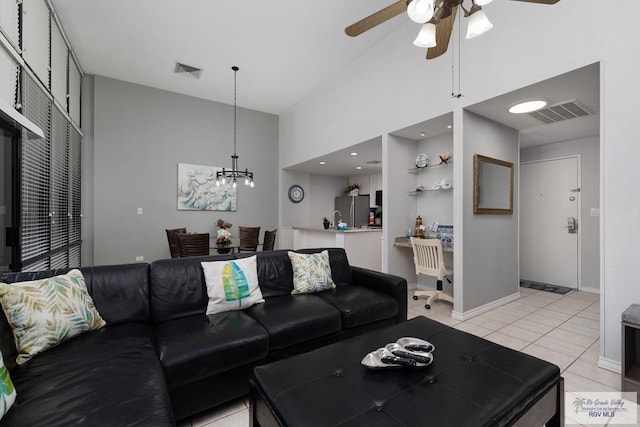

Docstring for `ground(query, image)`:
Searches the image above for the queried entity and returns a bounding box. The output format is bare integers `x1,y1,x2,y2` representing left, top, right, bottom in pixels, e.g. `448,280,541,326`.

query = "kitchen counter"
292,226,382,233
291,227,382,270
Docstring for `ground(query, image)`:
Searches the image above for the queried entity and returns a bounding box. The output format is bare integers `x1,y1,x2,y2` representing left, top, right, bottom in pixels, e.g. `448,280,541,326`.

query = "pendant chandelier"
216,66,255,188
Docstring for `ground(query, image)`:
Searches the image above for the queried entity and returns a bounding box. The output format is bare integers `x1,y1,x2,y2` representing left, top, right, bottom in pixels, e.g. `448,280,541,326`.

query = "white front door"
520,156,579,289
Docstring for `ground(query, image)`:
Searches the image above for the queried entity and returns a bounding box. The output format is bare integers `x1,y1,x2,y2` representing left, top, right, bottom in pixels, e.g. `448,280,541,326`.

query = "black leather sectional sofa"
0,248,407,425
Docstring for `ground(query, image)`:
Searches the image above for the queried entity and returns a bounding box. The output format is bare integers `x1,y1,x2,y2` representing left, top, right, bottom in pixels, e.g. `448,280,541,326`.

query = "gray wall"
91,76,278,265
81,76,95,265
521,136,600,292
462,111,519,312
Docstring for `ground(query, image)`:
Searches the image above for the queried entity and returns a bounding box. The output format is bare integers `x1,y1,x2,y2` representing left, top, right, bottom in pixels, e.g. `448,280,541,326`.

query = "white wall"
91,76,279,265
521,136,600,292
279,0,639,368
310,174,347,227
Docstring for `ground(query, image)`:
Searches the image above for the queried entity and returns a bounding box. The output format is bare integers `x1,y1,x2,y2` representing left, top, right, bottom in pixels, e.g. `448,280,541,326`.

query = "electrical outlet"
137,208,143,215
136,256,144,262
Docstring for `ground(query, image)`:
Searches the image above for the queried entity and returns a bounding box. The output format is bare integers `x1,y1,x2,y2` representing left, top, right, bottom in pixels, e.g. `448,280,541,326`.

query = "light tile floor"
178,287,620,427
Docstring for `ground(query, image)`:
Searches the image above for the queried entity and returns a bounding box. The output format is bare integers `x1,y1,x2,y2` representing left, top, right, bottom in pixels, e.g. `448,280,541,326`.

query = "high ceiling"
51,1,599,177
51,0,405,115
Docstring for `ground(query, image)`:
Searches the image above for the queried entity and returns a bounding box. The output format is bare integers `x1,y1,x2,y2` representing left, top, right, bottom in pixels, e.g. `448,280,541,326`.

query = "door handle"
563,217,578,234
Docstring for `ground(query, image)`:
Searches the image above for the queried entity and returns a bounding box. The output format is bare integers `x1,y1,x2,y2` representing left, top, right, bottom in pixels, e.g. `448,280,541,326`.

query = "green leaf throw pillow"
288,250,336,295
201,255,264,315
0,269,106,365
0,351,16,419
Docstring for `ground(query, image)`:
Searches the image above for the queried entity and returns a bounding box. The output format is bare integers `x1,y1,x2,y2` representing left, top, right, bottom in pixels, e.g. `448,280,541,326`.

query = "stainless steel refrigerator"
335,196,370,228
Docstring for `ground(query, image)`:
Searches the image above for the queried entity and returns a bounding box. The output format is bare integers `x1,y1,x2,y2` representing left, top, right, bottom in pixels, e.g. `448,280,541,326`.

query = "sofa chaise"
0,248,407,425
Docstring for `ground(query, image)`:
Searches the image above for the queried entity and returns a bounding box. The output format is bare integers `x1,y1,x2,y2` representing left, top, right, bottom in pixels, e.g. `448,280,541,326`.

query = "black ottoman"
250,316,564,427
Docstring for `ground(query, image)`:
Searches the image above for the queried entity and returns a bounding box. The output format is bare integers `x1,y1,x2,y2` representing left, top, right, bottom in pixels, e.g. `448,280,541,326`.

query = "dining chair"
176,233,210,257
262,229,277,251
166,228,187,258
409,237,453,310
238,226,261,252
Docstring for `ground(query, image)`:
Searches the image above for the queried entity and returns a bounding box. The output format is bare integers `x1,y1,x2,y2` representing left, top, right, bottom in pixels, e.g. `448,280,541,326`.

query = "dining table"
209,238,262,254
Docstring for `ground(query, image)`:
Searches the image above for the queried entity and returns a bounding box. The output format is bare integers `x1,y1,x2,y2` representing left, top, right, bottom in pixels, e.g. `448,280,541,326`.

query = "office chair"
410,237,453,309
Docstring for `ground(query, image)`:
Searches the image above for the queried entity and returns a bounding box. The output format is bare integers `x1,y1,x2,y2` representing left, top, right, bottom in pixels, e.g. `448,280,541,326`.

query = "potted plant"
344,183,360,196
322,217,331,230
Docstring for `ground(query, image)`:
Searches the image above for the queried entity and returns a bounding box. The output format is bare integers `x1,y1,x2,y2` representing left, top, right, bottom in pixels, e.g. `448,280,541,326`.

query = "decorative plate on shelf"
288,184,304,203
416,153,429,168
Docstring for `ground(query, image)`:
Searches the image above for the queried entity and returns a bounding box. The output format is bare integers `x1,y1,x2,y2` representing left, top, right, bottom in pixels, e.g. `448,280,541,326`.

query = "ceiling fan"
345,0,560,60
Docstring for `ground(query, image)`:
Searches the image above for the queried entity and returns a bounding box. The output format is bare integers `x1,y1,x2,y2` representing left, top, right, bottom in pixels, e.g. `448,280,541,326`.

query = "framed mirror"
474,154,514,215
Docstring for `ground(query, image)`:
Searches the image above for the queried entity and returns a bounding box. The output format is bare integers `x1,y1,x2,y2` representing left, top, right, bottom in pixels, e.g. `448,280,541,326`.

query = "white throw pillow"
288,250,336,295
0,269,106,365
201,256,264,315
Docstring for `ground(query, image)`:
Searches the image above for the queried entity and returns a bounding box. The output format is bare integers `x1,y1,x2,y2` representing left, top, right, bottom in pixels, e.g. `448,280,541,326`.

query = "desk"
393,236,453,252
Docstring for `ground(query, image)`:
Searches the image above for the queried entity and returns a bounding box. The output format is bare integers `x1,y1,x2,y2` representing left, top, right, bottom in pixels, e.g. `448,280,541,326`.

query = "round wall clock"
288,184,305,203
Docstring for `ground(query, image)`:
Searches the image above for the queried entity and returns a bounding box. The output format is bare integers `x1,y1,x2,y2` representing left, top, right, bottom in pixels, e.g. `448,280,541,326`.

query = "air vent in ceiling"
174,62,202,79
365,160,381,165
528,99,591,124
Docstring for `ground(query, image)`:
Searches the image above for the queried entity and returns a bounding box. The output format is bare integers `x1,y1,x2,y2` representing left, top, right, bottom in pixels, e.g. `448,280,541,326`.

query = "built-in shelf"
407,188,453,196
407,161,452,174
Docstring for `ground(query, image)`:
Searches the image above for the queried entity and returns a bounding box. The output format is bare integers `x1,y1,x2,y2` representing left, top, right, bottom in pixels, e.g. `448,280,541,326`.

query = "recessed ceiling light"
319,161,326,165
420,132,426,137
350,152,358,156
447,125,452,129
355,166,362,170
508,100,547,114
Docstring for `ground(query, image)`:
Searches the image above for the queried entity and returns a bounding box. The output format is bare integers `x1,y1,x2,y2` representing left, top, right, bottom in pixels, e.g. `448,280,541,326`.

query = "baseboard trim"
598,356,621,374
451,292,521,321
579,286,600,295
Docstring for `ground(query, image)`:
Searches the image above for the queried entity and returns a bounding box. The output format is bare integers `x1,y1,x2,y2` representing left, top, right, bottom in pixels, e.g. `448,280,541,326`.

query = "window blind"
20,72,51,268
21,0,50,89
0,0,20,49
50,105,68,252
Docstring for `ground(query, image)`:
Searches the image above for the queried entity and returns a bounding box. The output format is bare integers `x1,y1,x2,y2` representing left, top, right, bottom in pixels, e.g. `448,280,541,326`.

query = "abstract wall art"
177,163,236,211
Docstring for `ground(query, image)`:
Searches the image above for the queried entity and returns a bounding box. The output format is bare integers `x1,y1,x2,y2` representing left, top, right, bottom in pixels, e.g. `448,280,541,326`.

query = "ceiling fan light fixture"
407,0,434,24
508,100,548,114
413,21,437,48
475,0,493,5
465,6,493,39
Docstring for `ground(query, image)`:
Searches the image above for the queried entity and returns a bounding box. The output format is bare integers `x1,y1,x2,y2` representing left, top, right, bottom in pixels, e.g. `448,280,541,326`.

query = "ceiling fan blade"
345,0,407,37
426,5,457,60
511,0,560,4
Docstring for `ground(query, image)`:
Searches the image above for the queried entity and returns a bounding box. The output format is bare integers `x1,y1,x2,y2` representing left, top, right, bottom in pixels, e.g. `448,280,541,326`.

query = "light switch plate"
137,208,143,215
590,208,600,217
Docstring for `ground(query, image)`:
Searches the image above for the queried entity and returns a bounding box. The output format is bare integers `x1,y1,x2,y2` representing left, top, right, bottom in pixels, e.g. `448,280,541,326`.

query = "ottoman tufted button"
426,375,435,384
334,370,343,377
